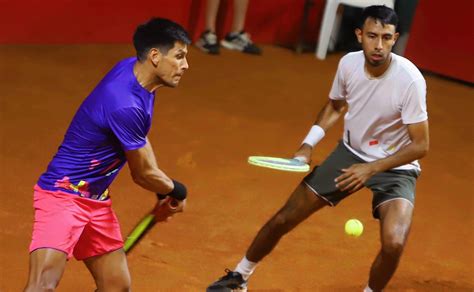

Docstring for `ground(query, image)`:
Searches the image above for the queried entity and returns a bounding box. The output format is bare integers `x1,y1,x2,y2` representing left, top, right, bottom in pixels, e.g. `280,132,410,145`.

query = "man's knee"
267,211,296,236
97,274,131,292
117,277,132,292
273,212,289,227
382,226,409,258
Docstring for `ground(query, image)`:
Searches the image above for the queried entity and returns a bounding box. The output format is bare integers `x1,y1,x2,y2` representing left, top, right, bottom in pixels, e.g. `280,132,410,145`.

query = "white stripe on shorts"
303,181,335,206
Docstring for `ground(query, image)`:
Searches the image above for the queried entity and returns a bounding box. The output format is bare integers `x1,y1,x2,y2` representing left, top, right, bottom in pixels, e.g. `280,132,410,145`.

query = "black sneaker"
207,269,248,292
221,31,262,55
195,30,220,55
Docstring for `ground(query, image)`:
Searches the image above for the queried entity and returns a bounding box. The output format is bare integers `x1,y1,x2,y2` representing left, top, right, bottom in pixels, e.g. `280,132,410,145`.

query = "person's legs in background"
221,0,262,55
196,0,262,55
230,0,248,33
196,0,221,54
205,0,221,33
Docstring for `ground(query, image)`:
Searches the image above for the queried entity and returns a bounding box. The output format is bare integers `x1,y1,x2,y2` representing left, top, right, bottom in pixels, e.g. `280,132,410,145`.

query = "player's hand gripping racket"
248,156,310,172
124,197,183,253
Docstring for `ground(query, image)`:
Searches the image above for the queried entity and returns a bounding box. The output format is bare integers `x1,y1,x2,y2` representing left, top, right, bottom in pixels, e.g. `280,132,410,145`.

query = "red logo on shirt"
369,140,379,146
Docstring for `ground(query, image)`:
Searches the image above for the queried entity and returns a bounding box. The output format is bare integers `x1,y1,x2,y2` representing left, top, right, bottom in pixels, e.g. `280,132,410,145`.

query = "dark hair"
133,17,191,61
360,5,398,29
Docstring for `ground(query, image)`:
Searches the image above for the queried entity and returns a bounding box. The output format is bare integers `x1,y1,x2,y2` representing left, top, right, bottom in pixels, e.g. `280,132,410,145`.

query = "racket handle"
168,198,179,209
123,214,155,253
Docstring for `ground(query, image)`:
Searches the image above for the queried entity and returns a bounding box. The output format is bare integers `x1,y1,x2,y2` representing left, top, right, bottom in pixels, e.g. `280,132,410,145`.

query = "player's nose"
375,37,383,50
182,58,189,71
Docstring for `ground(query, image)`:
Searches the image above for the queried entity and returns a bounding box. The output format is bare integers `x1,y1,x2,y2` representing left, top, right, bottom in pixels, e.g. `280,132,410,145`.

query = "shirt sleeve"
401,78,428,124
329,58,347,100
107,107,148,151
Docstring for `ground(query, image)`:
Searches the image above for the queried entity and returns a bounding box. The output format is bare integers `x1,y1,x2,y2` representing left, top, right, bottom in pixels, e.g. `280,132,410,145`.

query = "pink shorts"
29,185,123,260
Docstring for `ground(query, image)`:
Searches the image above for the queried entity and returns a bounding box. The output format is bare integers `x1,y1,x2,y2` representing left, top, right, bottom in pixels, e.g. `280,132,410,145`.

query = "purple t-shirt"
37,57,155,200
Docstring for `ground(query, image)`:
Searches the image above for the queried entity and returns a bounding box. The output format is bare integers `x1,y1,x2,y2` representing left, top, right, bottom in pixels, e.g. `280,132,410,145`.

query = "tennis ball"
345,219,363,237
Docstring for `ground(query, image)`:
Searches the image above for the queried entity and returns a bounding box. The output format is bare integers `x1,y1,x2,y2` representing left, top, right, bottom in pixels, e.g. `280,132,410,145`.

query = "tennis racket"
124,197,179,254
248,156,310,172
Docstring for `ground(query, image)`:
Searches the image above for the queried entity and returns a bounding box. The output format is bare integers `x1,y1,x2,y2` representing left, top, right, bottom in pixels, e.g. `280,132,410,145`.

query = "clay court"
0,44,473,291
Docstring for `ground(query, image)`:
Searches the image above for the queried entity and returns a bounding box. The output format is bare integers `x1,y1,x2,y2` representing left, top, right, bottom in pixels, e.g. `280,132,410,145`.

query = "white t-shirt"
329,51,427,170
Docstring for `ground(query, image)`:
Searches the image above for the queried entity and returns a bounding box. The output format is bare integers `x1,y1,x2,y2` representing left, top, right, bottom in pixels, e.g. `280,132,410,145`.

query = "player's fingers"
335,172,351,183
157,197,171,208
335,175,353,189
340,178,359,191
348,182,364,193
341,166,356,172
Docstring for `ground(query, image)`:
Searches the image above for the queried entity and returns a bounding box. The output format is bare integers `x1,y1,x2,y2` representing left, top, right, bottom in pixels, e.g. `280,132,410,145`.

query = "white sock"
234,256,258,281
363,285,374,292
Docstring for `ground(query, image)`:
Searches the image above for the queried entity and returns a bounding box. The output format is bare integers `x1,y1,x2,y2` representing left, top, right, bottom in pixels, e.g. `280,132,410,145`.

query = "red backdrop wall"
0,0,322,44
1,0,472,82
404,0,474,83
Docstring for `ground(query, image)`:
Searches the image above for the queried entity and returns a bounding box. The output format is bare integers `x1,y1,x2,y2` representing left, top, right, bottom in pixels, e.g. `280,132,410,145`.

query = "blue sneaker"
207,269,248,292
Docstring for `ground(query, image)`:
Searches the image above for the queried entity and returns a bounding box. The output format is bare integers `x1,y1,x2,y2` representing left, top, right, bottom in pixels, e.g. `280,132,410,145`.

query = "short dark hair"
133,17,191,61
360,5,398,29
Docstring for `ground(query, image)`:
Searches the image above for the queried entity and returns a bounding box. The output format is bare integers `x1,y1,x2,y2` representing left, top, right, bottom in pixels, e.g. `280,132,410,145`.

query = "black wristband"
156,193,167,200
156,179,187,201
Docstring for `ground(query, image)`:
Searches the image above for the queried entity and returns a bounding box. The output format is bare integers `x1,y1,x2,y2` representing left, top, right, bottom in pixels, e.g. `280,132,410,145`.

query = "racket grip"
293,156,306,162
168,198,179,209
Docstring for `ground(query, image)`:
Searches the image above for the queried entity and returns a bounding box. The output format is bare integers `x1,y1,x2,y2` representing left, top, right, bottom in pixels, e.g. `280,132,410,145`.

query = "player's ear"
149,48,162,67
355,28,362,43
393,31,400,43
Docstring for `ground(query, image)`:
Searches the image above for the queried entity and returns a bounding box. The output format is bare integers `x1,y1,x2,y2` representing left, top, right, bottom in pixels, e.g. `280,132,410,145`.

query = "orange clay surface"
0,45,473,291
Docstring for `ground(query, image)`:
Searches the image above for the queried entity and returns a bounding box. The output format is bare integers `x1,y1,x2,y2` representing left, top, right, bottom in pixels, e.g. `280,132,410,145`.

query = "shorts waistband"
34,184,111,204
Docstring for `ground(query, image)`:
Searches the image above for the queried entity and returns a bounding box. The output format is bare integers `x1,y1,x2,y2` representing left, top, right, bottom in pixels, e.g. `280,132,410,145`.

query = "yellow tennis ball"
345,219,363,237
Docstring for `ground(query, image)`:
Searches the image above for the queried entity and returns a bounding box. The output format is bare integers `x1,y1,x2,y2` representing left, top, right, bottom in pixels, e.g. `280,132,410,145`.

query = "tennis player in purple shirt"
25,18,190,291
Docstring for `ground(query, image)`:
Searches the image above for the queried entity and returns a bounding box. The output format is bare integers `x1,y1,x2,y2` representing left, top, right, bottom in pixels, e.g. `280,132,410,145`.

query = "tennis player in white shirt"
208,5,429,292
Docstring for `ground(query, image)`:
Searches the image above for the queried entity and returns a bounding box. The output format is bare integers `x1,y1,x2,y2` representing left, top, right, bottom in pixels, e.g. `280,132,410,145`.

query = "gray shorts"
303,141,420,218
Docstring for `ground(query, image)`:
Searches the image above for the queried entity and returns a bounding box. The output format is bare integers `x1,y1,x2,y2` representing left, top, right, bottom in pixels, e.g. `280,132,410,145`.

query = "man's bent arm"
125,138,174,194
295,99,347,161
371,120,430,173
314,99,347,132
297,99,346,151
335,120,430,193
